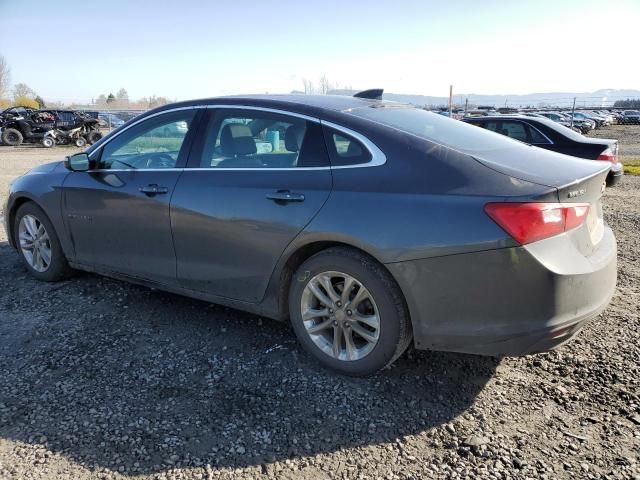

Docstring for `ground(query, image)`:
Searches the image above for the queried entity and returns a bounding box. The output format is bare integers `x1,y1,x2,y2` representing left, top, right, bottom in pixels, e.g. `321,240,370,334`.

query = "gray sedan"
4,92,617,375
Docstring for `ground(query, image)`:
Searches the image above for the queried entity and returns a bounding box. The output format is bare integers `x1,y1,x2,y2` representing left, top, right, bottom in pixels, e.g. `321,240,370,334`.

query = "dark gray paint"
4,95,617,357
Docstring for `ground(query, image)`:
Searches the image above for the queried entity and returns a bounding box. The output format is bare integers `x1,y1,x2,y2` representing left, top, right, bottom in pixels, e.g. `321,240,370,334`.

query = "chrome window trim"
87,104,386,172
320,120,387,169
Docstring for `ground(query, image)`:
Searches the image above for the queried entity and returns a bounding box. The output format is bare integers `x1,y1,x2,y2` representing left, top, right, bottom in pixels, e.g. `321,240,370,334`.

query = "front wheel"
2,128,23,146
42,136,55,148
14,202,73,282
289,247,412,376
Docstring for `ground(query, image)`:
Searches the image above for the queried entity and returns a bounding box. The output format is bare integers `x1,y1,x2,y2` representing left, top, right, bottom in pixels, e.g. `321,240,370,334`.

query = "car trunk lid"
473,144,610,250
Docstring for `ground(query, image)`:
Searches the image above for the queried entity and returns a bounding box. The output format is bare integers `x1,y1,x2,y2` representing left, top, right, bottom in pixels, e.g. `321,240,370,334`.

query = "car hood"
471,143,610,188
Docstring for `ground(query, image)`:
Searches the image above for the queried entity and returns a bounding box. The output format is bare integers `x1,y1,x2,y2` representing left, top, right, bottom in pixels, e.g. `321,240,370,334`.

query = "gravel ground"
0,144,639,479
587,125,640,159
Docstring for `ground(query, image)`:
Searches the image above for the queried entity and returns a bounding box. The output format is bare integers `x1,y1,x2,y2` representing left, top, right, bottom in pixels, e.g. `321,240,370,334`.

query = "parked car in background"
463,115,622,185
621,110,640,124
4,93,617,375
98,113,125,128
525,112,583,133
566,112,598,130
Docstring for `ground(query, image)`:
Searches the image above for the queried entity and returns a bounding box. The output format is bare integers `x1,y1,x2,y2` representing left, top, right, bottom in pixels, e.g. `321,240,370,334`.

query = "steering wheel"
136,153,176,169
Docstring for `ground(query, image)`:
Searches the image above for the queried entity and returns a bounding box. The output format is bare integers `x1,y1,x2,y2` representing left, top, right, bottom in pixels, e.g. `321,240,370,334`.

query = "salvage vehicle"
1,109,102,146
464,115,622,185
4,92,617,375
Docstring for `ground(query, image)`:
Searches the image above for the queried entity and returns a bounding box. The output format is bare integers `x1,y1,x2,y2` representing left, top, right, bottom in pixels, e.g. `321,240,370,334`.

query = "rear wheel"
14,202,73,282
2,128,23,146
42,136,55,148
74,136,87,148
87,131,102,144
289,247,412,376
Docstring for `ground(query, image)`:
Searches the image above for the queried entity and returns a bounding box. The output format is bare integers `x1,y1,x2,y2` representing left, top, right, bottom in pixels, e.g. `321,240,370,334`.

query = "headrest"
285,125,305,152
220,124,257,156
345,140,363,157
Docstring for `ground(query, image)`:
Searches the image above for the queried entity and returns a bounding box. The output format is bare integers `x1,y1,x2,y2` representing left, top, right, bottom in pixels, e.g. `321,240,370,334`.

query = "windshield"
348,106,528,153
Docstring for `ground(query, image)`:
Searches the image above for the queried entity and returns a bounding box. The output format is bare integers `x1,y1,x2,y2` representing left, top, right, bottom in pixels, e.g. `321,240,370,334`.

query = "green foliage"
34,95,46,108
13,96,39,108
613,99,640,109
106,93,115,103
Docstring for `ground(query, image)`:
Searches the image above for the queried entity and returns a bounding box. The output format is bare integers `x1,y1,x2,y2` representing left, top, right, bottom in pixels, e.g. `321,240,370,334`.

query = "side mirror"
64,153,93,172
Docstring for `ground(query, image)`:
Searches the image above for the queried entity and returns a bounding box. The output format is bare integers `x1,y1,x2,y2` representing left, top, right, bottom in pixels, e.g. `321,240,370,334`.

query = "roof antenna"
353,89,384,100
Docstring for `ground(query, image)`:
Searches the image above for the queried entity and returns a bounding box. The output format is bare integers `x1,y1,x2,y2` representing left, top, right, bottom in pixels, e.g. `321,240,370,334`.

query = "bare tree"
302,78,315,95
12,82,36,100
0,55,10,99
318,75,330,95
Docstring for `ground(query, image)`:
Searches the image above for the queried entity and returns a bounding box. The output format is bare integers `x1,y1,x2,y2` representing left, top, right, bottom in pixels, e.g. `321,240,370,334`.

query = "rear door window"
196,109,329,168
499,121,528,142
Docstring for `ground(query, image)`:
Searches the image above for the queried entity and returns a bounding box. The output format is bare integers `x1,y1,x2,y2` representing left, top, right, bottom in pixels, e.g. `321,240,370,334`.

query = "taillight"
597,146,618,163
484,202,590,245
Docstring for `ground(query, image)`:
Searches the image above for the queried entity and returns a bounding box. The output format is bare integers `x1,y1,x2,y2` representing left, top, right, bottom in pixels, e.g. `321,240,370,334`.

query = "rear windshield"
348,106,527,153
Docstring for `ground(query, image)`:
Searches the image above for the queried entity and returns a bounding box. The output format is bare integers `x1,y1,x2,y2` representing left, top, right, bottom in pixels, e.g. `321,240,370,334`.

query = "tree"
96,94,107,105
318,75,331,95
0,55,10,100
106,93,115,103
302,78,315,95
14,97,39,108
12,82,35,100
35,95,46,108
116,88,129,104
613,98,640,109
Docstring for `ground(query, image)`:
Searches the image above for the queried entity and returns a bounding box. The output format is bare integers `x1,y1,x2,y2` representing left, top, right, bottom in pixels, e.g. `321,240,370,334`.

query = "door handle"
266,190,305,203
139,184,169,195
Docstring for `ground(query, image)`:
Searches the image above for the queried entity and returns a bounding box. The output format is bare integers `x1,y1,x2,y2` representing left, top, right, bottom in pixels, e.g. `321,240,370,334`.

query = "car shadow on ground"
0,241,499,475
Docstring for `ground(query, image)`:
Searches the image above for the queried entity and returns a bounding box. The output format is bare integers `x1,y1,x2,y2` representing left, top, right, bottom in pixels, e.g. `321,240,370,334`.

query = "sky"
1,0,639,103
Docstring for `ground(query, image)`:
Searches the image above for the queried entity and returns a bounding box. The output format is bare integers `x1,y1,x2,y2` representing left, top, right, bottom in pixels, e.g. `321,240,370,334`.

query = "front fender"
5,162,71,255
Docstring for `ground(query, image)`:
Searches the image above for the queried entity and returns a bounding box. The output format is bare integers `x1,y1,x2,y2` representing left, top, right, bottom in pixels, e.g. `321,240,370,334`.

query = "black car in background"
463,115,622,185
621,110,640,124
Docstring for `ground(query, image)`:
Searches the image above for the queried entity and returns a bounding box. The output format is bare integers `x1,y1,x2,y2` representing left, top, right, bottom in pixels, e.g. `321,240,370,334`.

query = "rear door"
171,108,332,303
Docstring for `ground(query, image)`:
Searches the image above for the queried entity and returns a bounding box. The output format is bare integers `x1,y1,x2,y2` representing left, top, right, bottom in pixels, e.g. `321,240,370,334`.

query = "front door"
62,108,199,283
171,108,332,303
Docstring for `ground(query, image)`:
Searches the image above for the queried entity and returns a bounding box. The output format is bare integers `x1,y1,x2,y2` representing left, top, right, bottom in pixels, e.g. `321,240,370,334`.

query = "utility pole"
448,85,453,118
464,98,469,115
571,97,576,128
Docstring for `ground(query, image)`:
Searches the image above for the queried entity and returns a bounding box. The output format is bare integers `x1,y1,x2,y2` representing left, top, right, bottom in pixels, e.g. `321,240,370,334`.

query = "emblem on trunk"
567,188,586,198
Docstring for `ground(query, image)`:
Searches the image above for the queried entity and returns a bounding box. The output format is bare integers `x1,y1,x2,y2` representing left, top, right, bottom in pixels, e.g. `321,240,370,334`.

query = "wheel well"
276,241,408,323
7,197,34,248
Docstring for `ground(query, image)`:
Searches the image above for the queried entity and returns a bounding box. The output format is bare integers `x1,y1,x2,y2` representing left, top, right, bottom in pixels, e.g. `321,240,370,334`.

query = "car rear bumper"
607,162,623,186
386,227,617,356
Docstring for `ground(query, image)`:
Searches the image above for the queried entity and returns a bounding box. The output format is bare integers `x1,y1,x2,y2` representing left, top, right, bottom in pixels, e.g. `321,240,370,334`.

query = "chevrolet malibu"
4,91,617,376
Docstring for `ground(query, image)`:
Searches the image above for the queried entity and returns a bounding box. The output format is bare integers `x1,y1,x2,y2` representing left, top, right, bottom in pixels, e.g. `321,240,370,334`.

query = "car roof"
155,94,399,118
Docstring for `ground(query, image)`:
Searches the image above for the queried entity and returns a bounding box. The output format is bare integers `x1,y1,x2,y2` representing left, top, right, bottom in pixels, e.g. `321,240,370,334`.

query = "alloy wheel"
18,214,52,273
300,271,380,361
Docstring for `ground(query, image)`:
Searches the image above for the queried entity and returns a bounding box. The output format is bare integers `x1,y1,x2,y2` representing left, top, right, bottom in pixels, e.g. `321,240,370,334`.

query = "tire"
2,128,24,146
13,202,73,282
288,247,412,376
42,137,55,148
74,137,87,148
87,131,102,144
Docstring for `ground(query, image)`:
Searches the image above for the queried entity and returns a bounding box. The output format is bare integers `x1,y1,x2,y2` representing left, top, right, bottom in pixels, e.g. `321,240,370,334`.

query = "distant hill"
328,88,640,108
